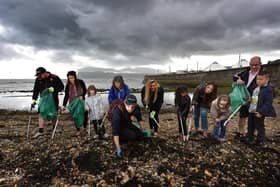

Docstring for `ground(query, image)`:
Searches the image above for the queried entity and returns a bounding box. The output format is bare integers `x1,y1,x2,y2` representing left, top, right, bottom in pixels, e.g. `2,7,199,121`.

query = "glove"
31,100,37,109
150,111,156,119
116,147,123,159
48,87,54,93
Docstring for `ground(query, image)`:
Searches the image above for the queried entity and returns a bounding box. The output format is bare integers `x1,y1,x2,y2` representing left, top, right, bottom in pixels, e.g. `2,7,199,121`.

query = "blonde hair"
144,80,160,104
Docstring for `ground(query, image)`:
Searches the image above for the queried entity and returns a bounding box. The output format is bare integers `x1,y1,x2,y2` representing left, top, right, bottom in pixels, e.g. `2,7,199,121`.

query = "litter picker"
51,111,61,139
223,104,242,127
27,105,33,139
186,115,192,141
150,111,160,128
178,113,186,141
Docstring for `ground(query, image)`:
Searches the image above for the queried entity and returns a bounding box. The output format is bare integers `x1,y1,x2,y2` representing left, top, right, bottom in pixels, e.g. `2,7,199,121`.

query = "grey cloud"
0,0,280,68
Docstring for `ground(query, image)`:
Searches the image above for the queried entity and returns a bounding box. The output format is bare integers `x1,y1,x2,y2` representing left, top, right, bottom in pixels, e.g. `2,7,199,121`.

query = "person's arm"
63,84,69,107
80,79,87,98
141,86,146,107
54,75,64,93
108,87,114,104
210,101,218,120
257,88,274,117
191,87,200,105
32,79,40,101
124,84,130,99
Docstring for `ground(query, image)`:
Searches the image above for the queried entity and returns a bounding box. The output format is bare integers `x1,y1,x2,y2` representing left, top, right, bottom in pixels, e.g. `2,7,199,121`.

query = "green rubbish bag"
229,82,250,114
67,98,85,128
38,89,58,120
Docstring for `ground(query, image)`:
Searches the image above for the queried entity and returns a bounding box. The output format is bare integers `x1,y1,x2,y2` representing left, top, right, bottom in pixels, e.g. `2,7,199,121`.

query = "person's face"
37,72,48,80
125,104,135,113
256,75,269,87
68,75,75,85
114,81,121,89
218,100,228,109
89,89,96,96
205,84,214,94
250,58,261,73
180,91,188,97
150,82,157,92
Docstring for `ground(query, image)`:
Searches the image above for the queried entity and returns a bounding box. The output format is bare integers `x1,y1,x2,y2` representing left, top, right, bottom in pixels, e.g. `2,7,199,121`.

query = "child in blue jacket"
247,70,276,145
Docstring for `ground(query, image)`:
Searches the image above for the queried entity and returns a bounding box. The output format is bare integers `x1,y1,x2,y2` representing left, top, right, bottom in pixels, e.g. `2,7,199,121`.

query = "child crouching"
210,95,231,142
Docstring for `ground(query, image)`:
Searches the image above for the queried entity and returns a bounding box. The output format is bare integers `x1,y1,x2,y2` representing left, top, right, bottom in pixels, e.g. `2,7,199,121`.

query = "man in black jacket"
233,56,262,139
32,67,64,138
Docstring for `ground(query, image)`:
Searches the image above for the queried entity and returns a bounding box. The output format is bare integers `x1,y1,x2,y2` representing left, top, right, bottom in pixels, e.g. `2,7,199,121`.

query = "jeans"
194,106,209,130
213,120,227,140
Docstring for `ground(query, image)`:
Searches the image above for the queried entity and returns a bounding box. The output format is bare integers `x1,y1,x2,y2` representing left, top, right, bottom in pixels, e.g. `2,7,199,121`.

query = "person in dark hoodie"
108,75,130,104
141,79,164,136
191,81,217,137
61,71,87,135
233,56,262,140
32,67,64,138
246,70,276,146
111,94,144,159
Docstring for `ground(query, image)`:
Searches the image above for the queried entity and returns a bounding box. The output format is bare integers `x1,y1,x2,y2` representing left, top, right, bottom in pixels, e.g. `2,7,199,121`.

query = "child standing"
175,87,191,141
85,85,108,139
210,95,231,142
246,71,276,145
192,82,217,137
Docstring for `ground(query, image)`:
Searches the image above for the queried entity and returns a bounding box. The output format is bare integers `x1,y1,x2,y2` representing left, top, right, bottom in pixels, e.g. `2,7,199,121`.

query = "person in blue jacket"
246,70,276,146
108,75,130,104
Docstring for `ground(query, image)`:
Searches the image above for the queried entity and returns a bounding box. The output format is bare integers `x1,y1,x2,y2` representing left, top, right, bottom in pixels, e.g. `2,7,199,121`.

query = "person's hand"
190,105,195,113
150,111,156,118
215,118,220,123
130,115,137,122
31,100,37,109
116,147,123,159
48,87,54,93
246,98,252,103
237,79,244,85
255,112,262,118
60,106,66,111
145,105,150,112
79,96,83,100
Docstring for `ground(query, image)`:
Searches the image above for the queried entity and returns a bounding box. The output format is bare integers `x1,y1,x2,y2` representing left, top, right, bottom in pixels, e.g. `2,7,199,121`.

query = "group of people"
31,55,276,158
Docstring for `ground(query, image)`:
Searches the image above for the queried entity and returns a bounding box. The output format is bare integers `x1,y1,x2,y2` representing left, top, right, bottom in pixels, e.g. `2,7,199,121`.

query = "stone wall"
144,61,280,89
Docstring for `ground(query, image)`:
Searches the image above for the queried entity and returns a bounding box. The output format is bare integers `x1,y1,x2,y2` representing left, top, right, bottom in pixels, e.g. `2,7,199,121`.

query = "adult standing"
32,67,64,138
61,71,87,134
108,75,129,104
233,56,262,140
141,79,164,136
112,95,145,159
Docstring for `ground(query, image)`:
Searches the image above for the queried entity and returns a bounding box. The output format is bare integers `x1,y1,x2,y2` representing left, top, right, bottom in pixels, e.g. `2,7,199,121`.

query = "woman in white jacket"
85,85,108,139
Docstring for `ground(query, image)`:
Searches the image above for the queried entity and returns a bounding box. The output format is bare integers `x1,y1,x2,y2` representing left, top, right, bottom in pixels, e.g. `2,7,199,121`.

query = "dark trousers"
177,113,187,135
247,113,265,142
119,124,144,144
149,111,159,132
92,119,104,134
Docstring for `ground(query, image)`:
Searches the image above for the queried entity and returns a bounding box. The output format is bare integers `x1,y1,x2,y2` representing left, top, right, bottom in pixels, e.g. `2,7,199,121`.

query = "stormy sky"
0,0,280,78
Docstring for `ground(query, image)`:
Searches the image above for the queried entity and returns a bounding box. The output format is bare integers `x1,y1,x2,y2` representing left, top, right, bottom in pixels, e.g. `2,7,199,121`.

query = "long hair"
202,82,217,104
87,85,97,96
67,71,81,89
217,94,231,110
175,86,188,106
112,75,125,89
144,80,160,104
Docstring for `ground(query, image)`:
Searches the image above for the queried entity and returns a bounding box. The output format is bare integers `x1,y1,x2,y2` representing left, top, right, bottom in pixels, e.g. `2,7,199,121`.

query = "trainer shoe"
33,132,43,138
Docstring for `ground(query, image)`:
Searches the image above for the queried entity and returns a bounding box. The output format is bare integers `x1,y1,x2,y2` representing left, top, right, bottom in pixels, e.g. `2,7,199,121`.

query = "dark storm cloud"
0,0,280,66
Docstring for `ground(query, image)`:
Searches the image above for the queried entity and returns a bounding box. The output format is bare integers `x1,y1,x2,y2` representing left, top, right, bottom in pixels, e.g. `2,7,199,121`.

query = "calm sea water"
0,78,182,111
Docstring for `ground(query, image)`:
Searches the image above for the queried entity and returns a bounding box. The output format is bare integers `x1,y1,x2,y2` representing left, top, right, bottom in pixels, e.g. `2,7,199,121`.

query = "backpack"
107,99,125,121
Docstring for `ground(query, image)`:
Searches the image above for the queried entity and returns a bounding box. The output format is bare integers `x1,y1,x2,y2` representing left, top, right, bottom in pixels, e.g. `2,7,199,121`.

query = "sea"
0,75,178,111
